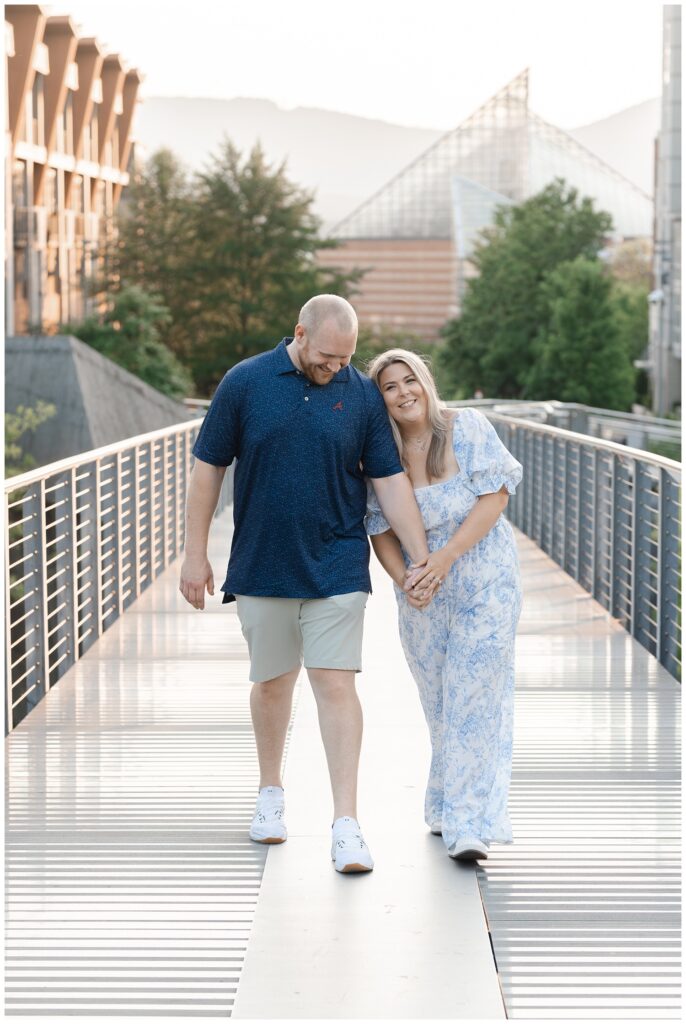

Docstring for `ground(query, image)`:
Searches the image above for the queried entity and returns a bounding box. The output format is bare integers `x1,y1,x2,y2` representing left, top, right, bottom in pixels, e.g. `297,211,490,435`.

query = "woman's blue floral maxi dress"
366,409,523,850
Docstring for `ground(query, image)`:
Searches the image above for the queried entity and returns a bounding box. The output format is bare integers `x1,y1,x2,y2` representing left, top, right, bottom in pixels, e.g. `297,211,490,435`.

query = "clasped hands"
401,546,456,609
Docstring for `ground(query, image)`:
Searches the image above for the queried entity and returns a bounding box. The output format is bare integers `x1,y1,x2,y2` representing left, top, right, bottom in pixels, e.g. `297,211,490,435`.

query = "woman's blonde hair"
366,348,452,481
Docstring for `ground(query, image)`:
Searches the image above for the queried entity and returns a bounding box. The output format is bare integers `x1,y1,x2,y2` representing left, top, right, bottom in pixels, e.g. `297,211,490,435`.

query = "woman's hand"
404,546,456,602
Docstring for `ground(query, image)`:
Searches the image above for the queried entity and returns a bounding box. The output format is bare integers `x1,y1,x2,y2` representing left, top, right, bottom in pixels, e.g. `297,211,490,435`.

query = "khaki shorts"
234,591,368,683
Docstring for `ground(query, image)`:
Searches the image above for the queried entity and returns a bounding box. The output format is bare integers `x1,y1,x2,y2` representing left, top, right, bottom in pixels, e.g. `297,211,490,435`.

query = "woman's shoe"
429,823,443,835
448,836,489,860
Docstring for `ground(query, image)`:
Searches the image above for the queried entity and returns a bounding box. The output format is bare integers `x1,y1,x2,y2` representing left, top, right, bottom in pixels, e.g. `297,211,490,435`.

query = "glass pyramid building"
332,70,652,252
318,70,653,338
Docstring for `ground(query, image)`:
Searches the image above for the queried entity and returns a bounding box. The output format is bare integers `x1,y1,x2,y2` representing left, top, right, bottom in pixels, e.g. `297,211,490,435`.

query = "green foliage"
610,282,650,405
440,179,614,399
112,149,197,363
647,440,681,462
62,286,193,400
5,400,57,476
115,140,360,395
352,325,453,397
525,257,635,410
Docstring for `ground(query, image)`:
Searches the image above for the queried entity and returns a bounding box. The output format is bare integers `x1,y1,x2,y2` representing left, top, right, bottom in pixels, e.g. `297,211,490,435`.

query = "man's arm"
179,460,227,609
369,472,429,575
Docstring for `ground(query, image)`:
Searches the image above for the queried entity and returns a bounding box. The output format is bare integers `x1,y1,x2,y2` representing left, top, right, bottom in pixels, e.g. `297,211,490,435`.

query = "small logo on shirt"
332,401,344,412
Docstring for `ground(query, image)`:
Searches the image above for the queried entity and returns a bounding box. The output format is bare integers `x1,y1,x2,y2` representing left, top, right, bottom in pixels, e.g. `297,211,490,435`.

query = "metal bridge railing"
452,398,681,451
4,411,681,735
488,413,682,681
4,420,232,734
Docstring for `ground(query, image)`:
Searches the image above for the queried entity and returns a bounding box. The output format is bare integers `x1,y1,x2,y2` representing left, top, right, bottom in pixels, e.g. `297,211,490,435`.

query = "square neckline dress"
366,408,523,849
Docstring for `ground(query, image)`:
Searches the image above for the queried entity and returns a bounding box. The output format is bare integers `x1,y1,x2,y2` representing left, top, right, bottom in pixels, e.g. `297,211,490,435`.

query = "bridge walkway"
5,510,680,1019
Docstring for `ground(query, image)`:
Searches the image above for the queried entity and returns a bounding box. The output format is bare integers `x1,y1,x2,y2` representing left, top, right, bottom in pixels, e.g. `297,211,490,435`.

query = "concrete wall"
5,334,193,468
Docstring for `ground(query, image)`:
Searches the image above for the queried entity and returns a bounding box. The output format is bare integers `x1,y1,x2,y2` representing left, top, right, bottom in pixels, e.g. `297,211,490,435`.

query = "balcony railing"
488,413,682,680
4,420,232,734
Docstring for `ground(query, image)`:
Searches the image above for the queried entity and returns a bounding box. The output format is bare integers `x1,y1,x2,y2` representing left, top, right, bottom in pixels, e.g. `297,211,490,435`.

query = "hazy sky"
57,0,665,130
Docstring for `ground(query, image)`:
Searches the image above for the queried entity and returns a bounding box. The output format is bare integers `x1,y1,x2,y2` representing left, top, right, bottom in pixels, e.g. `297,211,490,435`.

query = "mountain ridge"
133,95,660,228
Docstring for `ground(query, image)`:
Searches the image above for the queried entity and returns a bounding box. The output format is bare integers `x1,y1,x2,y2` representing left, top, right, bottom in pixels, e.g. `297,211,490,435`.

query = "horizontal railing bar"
11,664,40,690
9,608,39,632
4,419,203,493
9,550,39,572
8,568,35,590
10,622,39,650
47,634,68,659
10,645,38,672
485,412,680,472
9,585,38,610
6,508,37,525
41,478,70,497
46,603,69,632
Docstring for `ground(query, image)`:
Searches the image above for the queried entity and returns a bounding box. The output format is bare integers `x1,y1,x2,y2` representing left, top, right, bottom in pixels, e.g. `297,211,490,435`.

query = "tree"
525,257,635,410
114,149,197,363
611,282,650,406
182,140,358,393
5,401,57,476
440,179,613,398
62,286,193,400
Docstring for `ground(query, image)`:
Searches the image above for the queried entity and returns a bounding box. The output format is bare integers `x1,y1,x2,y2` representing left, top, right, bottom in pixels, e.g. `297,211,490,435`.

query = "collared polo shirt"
191,337,403,602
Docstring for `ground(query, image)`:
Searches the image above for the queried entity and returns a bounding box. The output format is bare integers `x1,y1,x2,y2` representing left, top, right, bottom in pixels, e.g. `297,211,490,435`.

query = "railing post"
50,471,75,684
161,436,169,570
5,502,14,733
660,469,680,676
133,447,142,599
76,459,103,653
70,468,79,658
562,439,569,574
591,449,599,601
115,452,124,617
609,453,617,618
147,440,156,580
38,479,50,699
94,459,104,638
174,434,183,558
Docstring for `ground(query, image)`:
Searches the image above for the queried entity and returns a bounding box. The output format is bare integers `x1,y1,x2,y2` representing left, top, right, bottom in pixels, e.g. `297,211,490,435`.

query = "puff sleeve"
458,409,523,497
364,480,392,536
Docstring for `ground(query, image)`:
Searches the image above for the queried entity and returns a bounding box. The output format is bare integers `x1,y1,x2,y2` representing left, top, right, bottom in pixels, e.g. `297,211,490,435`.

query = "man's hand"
179,555,215,609
403,546,457,600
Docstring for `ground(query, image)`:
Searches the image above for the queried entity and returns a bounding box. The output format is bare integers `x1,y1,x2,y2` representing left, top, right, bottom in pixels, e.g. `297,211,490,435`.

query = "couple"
180,294,522,873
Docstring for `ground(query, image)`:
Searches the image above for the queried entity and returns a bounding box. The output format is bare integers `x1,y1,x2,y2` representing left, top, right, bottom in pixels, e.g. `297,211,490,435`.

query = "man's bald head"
291,295,358,385
298,294,358,342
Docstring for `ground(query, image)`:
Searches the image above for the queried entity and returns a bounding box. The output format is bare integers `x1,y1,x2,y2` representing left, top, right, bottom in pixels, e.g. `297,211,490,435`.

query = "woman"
365,350,523,861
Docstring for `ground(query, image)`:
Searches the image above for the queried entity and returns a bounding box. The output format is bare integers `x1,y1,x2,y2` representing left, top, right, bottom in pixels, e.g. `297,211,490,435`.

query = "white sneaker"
249,786,287,844
448,836,489,860
331,816,374,873
429,823,443,835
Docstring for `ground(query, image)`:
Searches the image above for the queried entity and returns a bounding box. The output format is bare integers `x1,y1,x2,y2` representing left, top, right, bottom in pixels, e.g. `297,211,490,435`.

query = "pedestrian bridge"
4,413,681,1018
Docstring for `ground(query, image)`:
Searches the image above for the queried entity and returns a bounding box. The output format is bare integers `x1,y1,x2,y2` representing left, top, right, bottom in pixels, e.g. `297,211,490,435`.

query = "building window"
56,92,74,154
31,73,45,147
12,160,28,208
90,111,98,161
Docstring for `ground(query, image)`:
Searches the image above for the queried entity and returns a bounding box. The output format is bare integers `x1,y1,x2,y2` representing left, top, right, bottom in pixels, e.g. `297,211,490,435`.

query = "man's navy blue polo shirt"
191,337,403,603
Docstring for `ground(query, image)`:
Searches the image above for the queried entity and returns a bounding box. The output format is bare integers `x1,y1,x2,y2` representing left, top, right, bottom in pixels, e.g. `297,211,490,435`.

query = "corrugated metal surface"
476,540,681,1019
5,519,680,1018
5,513,298,1017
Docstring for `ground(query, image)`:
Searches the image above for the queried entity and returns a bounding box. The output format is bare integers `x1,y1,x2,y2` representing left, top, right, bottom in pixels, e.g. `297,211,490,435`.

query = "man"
179,294,431,873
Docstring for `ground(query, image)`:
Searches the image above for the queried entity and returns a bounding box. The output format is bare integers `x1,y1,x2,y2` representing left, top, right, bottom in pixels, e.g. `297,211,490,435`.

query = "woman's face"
377,362,428,428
